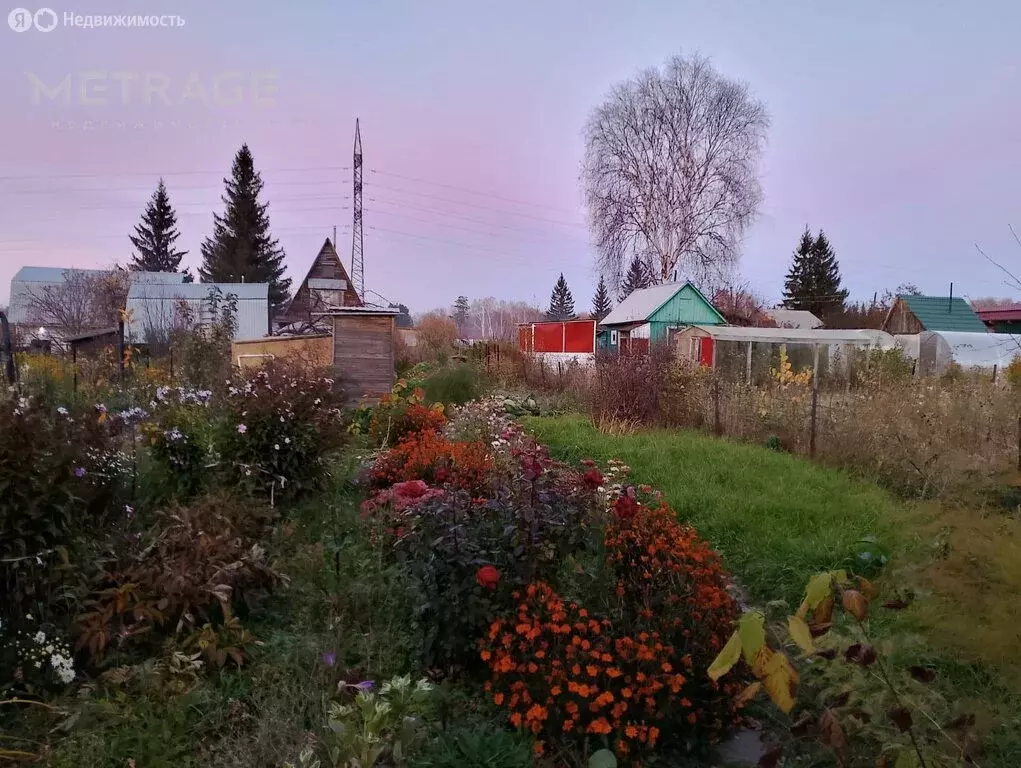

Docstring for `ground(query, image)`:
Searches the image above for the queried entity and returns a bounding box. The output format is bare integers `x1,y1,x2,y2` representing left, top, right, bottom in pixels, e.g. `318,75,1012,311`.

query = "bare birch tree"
583,53,769,291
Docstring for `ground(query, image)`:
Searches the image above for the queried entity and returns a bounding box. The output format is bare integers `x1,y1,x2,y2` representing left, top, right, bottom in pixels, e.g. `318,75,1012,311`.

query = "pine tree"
782,227,848,319
199,145,291,313
545,273,577,321
619,257,650,301
592,275,612,321
129,179,187,274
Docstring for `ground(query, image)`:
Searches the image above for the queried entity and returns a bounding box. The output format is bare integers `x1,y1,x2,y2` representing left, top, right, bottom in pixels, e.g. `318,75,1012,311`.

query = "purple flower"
321,651,337,667
352,680,374,691
237,424,248,434
74,467,86,478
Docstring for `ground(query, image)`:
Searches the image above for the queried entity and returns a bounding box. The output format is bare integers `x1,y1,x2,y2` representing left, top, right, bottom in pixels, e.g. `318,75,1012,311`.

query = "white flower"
25,613,33,621
33,631,45,644
274,444,280,451
34,660,42,669
57,406,68,416
284,437,291,444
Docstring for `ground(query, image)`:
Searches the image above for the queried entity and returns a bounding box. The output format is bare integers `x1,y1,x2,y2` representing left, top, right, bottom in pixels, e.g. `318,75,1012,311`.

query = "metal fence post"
809,344,820,457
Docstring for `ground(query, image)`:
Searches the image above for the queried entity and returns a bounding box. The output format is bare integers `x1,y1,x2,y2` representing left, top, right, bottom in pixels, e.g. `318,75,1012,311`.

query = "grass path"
526,415,900,603
525,415,1021,765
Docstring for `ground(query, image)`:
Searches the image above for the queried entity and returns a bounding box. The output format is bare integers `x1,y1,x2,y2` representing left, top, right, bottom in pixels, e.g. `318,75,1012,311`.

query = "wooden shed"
321,307,400,401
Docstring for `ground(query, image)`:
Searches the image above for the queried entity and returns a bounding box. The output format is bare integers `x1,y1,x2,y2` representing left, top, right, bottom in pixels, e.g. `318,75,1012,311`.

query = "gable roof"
600,281,724,327
280,238,362,323
897,295,987,332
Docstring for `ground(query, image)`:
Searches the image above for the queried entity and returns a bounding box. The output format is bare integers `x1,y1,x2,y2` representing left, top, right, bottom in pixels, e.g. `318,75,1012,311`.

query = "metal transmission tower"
350,118,365,301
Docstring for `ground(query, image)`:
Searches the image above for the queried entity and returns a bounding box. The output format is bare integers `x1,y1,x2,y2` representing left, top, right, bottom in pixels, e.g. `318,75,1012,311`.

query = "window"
610,330,619,345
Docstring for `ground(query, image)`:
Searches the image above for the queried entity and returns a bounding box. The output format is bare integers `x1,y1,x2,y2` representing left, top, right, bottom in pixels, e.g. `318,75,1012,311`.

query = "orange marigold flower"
510,712,522,727
535,649,546,659
565,702,579,714
493,692,505,706
586,665,598,677
480,650,492,661
587,718,612,735
550,685,562,696
571,664,581,676
606,667,622,678
533,741,544,756
648,726,660,744
625,725,638,739
687,712,697,724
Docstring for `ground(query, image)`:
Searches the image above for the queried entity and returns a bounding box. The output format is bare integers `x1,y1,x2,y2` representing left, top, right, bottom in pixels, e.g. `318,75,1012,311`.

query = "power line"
4,178,347,196
0,164,350,183
367,168,582,215
367,182,586,229
367,198,590,244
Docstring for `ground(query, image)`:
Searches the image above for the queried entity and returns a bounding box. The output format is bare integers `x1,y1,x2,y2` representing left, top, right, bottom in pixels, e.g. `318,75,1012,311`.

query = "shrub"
417,723,533,768
592,346,674,430
371,431,492,493
142,388,218,500
75,492,281,666
0,393,123,620
368,387,448,447
423,364,483,406
220,362,347,501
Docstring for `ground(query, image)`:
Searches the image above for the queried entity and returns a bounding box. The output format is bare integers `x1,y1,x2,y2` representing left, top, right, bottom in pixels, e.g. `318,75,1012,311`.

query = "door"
698,337,715,367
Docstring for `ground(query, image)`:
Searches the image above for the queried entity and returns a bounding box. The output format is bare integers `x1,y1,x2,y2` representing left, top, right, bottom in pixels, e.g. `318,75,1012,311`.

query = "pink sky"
3,0,1021,314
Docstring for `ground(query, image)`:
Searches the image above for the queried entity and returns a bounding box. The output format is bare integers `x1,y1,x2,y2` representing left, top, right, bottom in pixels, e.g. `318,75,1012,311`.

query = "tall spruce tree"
545,273,577,321
782,227,848,319
592,275,612,321
200,145,291,312
129,179,187,273
619,256,650,301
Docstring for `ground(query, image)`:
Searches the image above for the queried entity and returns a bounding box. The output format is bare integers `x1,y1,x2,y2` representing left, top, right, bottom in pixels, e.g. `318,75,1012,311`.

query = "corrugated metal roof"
127,282,267,300
899,295,987,332
13,266,111,283
689,325,897,347
600,282,694,326
975,305,1021,322
766,309,823,329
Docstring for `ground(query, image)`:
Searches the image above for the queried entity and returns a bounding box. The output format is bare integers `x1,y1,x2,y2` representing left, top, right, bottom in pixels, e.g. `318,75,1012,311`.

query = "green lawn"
526,415,899,603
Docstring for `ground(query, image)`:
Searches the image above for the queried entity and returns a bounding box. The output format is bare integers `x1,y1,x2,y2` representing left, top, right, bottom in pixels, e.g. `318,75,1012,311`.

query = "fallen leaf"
819,709,847,750
787,615,815,654
888,706,913,733
857,576,879,599
708,631,742,682
908,665,936,683
842,589,869,621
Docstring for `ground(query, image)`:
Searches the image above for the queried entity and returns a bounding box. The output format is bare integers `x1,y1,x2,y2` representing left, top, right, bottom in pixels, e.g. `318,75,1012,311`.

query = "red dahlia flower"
476,565,500,589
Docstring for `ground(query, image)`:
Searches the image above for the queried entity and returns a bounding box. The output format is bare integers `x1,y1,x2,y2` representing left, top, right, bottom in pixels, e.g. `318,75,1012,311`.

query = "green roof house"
882,294,987,335
597,281,725,351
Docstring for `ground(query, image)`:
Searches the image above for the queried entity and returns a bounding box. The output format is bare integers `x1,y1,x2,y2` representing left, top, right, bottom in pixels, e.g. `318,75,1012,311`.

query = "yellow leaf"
734,681,762,707
754,647,799,714
708,630,741,682
804,573,833,611
738,612,766,664
787,615,815,655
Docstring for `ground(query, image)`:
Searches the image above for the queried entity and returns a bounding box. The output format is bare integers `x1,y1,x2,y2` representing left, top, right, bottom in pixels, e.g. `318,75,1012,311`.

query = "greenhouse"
674,325,898,385
897,331,1021,375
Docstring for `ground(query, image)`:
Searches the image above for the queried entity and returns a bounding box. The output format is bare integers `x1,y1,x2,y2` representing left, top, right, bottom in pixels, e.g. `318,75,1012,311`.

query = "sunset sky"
2,0,1021,313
